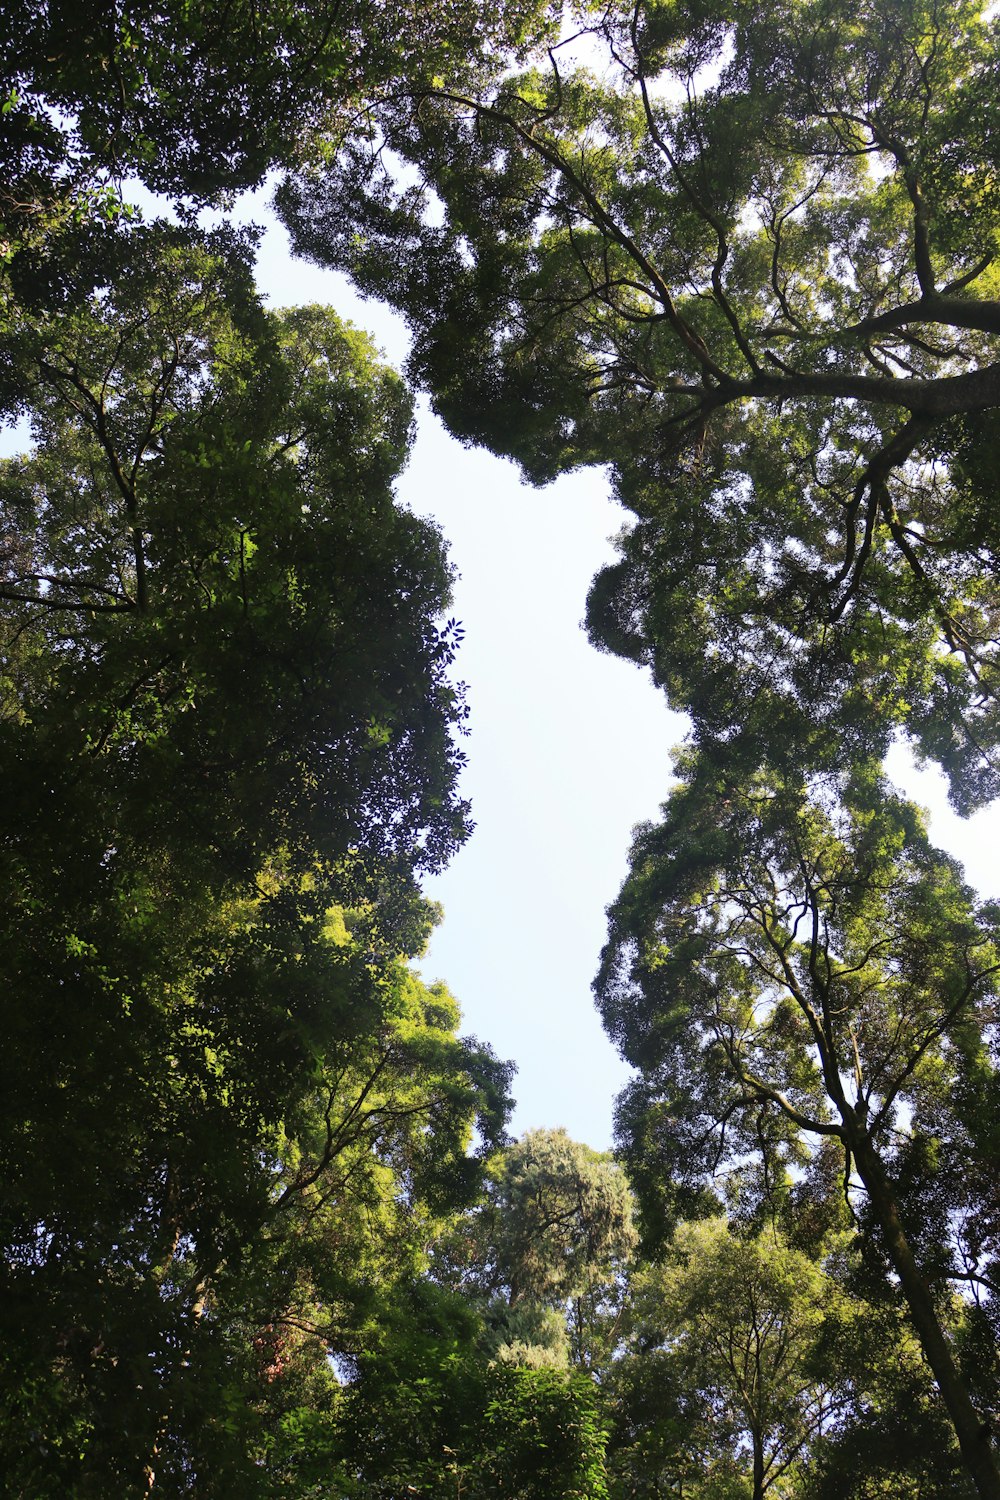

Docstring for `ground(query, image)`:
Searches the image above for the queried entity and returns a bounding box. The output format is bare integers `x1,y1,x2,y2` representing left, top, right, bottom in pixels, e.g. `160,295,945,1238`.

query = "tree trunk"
850,1131,1000,1500
751,1423,765,1500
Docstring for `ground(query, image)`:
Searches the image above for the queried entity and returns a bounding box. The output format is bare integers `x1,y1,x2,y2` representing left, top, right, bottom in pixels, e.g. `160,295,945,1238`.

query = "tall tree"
0,0,557,421
596,754,1000,1495
332,1310,613,1500
0,0,554,223
464,1128,637,1370
810,1296,977,1498
277,16,1000,1481
609,1218,842,1500
315,1130,631,1496
0,223,510,1490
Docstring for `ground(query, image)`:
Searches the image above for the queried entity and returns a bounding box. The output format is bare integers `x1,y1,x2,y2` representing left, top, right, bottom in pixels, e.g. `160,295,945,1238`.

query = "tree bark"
728,359,1000,418
849,1130,1000,1500
751,1423,765,1500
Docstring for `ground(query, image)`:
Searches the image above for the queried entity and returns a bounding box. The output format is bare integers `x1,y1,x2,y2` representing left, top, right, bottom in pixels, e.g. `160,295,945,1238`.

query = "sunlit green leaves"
283,0,1000,806
0,221,506,1490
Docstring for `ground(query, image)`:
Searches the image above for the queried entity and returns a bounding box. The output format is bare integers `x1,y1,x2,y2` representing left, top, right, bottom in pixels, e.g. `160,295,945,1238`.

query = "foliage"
597,750,1000,1491
0,0,556,208
2,225,471,876
609,1219,842,1500
305,1130,629,1495
285,0,1000,1490
282,0,1000,809
8,0,1000,1491
0,0,559,429
810,1296,975,1498
466,1128,637,1369
0,223,512,1490
328,1278,611,1499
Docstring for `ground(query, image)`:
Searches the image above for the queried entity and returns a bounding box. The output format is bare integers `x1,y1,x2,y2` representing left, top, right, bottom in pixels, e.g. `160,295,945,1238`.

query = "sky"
9,187,1000,1152
245,195,683,1148
242,193,1000,1150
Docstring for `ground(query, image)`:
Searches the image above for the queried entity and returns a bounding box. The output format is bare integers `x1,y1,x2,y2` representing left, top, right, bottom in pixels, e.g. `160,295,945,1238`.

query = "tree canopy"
598,752,1000,1489
281,0,1000,808
611,1218,839,1500
6,0,1000,1493
275,5,1000,1489
0,216,515,1490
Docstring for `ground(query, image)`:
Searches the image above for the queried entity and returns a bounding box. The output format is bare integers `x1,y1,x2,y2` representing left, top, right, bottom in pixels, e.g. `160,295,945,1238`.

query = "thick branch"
843,293,1000,340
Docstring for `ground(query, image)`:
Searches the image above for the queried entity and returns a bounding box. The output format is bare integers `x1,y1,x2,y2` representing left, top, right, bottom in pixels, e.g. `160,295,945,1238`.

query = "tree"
333,1312,612,1500
609,1219,842,1500
810,1299,977,1498
596,753,1000,1495
151,967,511,1496
0,0,554,218
281,0,1000,808
0,0,558,422
2,224,472,874
463,1128,637,1370
313,1130,631,1496
0,223,511,1490
277,19,1000,1476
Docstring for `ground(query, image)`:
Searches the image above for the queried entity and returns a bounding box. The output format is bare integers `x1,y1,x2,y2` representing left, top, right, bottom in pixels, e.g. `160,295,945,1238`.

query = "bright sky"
246,197,683,1148
244,196,1000,1148
8,187,1000,1152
